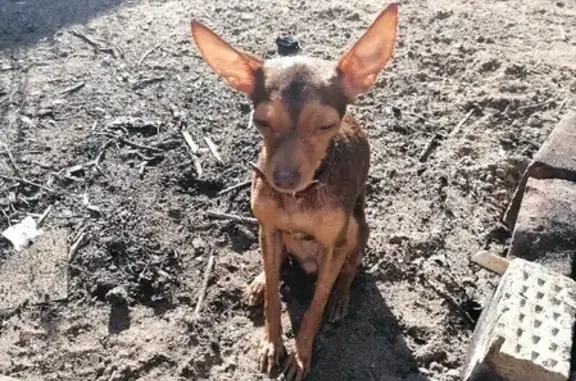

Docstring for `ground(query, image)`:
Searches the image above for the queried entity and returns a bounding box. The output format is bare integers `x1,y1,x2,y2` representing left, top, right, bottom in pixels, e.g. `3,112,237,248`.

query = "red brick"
504,112,576,228
508,178,576,277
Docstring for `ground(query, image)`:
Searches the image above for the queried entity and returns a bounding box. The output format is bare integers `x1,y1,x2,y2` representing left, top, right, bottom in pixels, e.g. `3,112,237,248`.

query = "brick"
504,112,576,228
462,258,576,381
508,178,576,277
0,229,68,309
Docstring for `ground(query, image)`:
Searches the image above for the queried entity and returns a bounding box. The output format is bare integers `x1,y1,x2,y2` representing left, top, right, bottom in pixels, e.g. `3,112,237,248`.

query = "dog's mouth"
250,163,320,196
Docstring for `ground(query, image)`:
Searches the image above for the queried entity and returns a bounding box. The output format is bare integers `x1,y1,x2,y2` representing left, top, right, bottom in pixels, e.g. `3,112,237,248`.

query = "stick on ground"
418,133,442,162
181,130,199,154
69,231,89,261
138,43,162,66
206,211,258,225
217,180,251,196
59,82,86,96
194,249,215,318
37,205,53,227
204,137,224,164
450,109,475,137
0,174,61,194
0,140,22,177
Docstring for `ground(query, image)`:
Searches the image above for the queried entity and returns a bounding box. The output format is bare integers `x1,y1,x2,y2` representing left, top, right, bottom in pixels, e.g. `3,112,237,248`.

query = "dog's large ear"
191,21,263,95
337,3,398,98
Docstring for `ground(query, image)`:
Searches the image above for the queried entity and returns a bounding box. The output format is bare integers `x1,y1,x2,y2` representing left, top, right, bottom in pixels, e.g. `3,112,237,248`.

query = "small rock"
36,108,53,117
429,361,445,373
276,35,300,56
446,368,460,379
527,114,543,127
389,235,411,244
192,237,207,254
106,286,129,305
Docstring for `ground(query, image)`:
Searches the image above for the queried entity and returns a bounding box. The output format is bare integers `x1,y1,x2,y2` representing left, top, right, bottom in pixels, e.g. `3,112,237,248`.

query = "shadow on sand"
250,262,430,381
0,0,128,51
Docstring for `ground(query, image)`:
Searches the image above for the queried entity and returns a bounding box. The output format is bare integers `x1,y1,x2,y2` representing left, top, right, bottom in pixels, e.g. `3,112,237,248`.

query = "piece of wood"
194,250,215,317
218,180,251,196
204,136,224,164
206,211,258,225
471,251,509,275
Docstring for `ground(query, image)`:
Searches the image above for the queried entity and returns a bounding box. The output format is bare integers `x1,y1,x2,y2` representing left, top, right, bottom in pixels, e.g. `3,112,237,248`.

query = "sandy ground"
1,0,575,380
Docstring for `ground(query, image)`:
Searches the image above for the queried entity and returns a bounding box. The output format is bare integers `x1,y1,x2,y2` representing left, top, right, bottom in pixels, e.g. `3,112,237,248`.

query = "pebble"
106,286,129,305
276,35,301,56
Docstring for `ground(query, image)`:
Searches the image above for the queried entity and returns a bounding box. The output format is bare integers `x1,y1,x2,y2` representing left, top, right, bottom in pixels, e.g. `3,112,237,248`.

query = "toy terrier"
191,4,398,380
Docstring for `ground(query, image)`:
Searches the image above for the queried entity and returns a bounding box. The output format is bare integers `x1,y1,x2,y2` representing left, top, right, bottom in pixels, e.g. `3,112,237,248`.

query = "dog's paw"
246,272,265,307
282,345,311,381
259,337,287,377
326,286,350,323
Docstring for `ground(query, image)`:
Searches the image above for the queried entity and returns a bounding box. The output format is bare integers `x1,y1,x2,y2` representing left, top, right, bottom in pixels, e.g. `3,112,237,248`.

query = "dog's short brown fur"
191,5,398,380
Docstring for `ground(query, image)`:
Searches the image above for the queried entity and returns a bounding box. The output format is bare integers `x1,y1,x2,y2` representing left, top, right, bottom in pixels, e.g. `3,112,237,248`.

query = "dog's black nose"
273,170,300,190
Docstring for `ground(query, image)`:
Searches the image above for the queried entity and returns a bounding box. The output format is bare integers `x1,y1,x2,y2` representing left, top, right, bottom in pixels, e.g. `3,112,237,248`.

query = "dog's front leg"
258,225,286,376
284,243,348,381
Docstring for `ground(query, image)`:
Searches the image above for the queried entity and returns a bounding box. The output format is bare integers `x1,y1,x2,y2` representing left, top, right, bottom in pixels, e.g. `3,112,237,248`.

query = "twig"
69,231,89,261
418,273,475,326
95,139,116,165
181,130,199,154
0,90,16,106
559,26,567,42
137,161,147,179
449,108,475,137
218,180,251,196
138,43,162,66
0,139,22,177
70,29,100,48
206,211,258,225
63,161,96,176
30,160,56,170
192,156,203,177
118,136,164,153
204,137,224,164
0,174,61,194
181,130,202,176
70,29,117,57
517,98,557,111
97,132,164,153
195,249,215,317
557,97,569,115
37,205,53,227
418,133,442,163
1,208,11,226
59,82,86,96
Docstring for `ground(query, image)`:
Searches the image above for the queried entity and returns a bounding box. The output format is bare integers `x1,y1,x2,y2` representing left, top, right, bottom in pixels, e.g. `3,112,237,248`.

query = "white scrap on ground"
1,216,43,251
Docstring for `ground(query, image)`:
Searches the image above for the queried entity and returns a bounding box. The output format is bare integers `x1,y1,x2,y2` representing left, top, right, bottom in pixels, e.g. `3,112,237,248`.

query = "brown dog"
191,4,398,380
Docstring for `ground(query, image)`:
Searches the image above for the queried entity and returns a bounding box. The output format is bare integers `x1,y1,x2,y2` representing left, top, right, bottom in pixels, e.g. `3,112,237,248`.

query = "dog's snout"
273,170,301,190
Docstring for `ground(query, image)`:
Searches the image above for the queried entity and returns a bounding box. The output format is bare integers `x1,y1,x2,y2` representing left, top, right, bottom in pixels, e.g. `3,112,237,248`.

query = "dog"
191,4,398,380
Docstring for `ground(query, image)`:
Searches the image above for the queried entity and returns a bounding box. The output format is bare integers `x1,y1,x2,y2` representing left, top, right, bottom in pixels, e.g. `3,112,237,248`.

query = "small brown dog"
191,4,398,380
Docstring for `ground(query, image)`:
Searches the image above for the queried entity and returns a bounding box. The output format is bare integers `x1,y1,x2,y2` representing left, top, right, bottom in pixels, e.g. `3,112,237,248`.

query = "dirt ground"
0,0,575,380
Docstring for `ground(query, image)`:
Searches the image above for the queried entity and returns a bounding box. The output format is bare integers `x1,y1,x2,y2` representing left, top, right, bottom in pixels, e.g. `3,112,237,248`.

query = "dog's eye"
317,123,337,133
254,119,270,128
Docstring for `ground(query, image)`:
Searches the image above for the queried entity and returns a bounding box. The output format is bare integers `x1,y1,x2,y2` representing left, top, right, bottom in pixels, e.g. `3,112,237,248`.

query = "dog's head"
191,4,398,194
